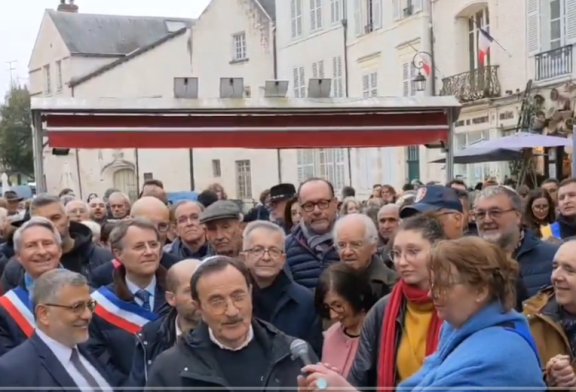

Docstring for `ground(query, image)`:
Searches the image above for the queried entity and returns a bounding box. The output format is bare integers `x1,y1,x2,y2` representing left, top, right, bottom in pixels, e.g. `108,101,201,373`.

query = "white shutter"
293,68,300,97
362,74,370,97
372,0,382,29
410,64,417,95
296,0,303,35
316,0,323,29
370,72,378,96
402,63,409,96
319,60,325,78
312,62,318,78
412,0,423,12
393,0,400,20
526,0,540,56
291,0,297,38
299,67,306,97
354,0,362,36
310,0,317,31
566,0,576,44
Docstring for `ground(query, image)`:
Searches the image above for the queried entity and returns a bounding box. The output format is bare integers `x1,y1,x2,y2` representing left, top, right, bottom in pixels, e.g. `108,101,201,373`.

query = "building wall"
190,0,278,199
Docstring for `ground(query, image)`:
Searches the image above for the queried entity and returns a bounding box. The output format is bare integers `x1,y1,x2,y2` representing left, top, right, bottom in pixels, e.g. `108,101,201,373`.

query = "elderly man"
285,178,339,289
0,269,113,389
165,201,211,259
0,217,64,355
200,200,243,258
0,195,112,293
146,256,315,389
88,218,169,385
243,220,322,354
476,185,557,297
334,214,398,300
65,200,90,222
108,192,131,220
88,197,107,224
128,258,202,387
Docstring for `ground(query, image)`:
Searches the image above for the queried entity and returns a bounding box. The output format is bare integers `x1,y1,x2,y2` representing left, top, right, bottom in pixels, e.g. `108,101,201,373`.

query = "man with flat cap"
269,183,296,232
200,200,243,258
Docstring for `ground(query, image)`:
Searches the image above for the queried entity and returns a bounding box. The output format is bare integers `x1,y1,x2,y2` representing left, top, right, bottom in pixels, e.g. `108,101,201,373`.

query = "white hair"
80,220,100,238
242,220,286,250
14,216,62,253
333,213,378,244
65,199,89,212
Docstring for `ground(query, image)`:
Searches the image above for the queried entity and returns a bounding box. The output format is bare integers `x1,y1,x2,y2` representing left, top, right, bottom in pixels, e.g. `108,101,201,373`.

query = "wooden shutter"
526,0,540,56
566,0,576,44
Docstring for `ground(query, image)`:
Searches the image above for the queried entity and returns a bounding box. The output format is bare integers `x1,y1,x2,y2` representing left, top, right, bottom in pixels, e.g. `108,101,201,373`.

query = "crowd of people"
0,175,573,391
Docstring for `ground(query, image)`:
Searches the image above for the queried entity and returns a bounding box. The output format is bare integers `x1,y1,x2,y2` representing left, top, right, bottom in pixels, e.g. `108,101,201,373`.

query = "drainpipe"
70,86,84,199
428,0,436,95
272,24,282,183
342,0,353,186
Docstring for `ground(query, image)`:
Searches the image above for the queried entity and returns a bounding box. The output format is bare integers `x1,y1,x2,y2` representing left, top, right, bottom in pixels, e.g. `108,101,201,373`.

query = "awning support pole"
445,109,455,181
32,112,46,193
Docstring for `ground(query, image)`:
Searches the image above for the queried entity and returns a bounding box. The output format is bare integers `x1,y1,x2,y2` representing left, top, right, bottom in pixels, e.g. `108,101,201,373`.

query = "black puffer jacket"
0,221,112,292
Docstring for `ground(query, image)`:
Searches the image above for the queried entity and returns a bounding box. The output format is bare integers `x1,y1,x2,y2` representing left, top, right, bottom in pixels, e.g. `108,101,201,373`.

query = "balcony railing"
439,65,501,103
535,45,573,81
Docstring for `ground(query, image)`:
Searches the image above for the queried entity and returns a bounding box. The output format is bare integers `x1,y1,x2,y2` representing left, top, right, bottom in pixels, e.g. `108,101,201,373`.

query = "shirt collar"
175,316,182,337
125,276,156,296
35,329,75,364
208,325,253,351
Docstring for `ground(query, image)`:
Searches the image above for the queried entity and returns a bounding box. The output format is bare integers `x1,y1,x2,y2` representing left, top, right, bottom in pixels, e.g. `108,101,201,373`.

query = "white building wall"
191,0,278,199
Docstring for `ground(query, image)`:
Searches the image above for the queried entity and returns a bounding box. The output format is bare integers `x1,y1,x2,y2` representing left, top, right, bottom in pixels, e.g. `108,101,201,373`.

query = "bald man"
127,259,201,387
65,200,90,222
89,197,181,288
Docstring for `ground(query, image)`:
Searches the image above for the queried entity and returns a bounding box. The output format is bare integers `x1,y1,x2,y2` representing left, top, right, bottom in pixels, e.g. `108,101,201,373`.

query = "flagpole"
473,19,512,58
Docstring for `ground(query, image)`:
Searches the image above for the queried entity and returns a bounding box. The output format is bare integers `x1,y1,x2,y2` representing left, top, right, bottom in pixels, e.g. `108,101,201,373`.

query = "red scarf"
377,280,442,388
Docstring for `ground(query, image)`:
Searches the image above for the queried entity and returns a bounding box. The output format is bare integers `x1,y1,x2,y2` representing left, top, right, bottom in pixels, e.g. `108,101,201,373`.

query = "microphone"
290,339,328,390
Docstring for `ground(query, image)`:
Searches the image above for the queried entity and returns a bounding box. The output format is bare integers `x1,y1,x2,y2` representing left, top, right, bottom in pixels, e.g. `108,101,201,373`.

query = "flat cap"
200,200,241,224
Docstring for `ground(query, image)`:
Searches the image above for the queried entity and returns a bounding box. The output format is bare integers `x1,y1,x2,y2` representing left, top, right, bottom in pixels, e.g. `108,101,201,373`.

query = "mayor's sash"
91,286,158,334
0,286,35,337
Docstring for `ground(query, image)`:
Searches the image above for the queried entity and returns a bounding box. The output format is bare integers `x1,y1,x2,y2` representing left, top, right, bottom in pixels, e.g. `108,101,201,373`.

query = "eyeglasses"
43,299,97,315
335,241,366,251
474,208,515,221
321,302,345,315
244,247,284,259
532,204,549,211
206,292,249,315
388,248,421,262
300,199,333,213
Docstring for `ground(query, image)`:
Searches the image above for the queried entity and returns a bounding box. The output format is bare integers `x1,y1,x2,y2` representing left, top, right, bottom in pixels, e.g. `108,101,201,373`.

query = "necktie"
70,348,102,392
135,289,151,311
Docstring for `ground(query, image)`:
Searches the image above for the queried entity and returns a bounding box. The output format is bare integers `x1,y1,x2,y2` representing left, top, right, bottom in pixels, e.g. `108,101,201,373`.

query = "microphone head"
289,339,309,358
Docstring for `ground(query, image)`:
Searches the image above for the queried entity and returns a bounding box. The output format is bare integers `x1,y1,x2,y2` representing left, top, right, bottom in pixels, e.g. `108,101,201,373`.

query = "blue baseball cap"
400,185,463,219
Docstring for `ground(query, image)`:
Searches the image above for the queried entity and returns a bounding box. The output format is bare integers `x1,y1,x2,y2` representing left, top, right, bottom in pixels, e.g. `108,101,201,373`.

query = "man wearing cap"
269,184,296,231
200,200,243,258
400,185,465,240
3,191,22,217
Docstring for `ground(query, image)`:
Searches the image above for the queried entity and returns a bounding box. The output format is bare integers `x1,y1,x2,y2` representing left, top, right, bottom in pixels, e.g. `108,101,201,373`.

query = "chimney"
57,0,79,13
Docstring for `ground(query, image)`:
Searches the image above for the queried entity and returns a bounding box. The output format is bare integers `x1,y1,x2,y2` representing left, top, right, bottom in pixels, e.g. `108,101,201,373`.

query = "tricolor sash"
91,286,158,334
0,287,35,337
112,259,120,268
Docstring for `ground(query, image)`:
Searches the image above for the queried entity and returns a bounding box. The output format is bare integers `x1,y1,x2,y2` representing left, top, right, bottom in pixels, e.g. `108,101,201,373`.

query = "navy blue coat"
285,225,339,289
514,231,558,297
87,280,169,386
0,332,114,391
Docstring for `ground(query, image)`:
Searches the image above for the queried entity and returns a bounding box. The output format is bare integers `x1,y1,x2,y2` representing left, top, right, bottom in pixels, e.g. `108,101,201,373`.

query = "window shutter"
310,0,317,31
393,0,400,20
362,74,370,97
291,0,297,38
296,0,303,35
373,0,382,29
299,67,306,97
566,0,576,44
312,62,318,78
354,0,362,36
319,60,325,78
316,0,323,29
402,63,409,96
526,0,540,56
412,0,423,12
370,72,378,96
293,67,300,97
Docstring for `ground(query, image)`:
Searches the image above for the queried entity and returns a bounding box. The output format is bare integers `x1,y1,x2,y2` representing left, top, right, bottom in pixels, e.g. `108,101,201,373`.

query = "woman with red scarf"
312,215,445,389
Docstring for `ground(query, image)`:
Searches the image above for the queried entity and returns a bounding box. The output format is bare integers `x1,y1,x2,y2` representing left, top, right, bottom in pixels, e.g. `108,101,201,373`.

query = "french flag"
478,28,494,66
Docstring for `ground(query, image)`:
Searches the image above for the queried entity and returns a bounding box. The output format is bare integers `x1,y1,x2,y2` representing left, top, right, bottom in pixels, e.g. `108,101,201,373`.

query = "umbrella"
430,146,523,164
470,132,571,149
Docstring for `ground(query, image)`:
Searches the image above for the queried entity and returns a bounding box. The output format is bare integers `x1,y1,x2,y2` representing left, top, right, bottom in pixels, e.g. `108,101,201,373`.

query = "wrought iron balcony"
535,45,573,81
439,65,501,103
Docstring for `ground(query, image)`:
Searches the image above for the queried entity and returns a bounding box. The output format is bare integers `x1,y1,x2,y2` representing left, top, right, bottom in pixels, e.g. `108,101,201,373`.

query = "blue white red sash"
0,287,35,337
91,286,158,334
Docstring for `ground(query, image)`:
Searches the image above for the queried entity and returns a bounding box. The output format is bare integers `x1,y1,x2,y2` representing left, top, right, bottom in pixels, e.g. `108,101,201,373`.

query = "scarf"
299,221,333,253
377,280,442,388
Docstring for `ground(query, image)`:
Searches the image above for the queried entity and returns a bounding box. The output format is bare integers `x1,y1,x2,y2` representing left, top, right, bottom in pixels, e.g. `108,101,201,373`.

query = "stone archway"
112,168,138,201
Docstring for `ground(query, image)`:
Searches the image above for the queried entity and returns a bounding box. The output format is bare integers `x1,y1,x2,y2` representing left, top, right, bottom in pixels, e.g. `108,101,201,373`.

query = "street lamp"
411,51,433,92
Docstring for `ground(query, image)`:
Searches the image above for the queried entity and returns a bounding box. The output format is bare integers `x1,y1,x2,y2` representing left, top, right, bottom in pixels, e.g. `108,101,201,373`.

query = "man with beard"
88,197,107,225
200,201,243,258
128,258,202,387
542,178,576,240
475,185,557,297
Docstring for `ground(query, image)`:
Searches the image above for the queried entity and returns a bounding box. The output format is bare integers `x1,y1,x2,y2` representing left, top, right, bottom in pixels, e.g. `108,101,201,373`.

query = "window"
212,159,221,177
406,146,420,181
56,61,63,92
332,56,344,97
468,8,489,70
232,32,247,61
291,0,303,38
310,0,323,31
550,0,565,49
402,62,417,96
235,160,252,199
330,0,341,23
43,65,51,95
362,72,378,97
312,60,325,78
293,66,306,97
297,149,347,190
393,0,423,20
355,0,382,36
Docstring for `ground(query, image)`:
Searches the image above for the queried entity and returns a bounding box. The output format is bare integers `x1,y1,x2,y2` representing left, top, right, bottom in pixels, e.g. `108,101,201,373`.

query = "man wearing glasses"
0,269,114,390
0,217,66,356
